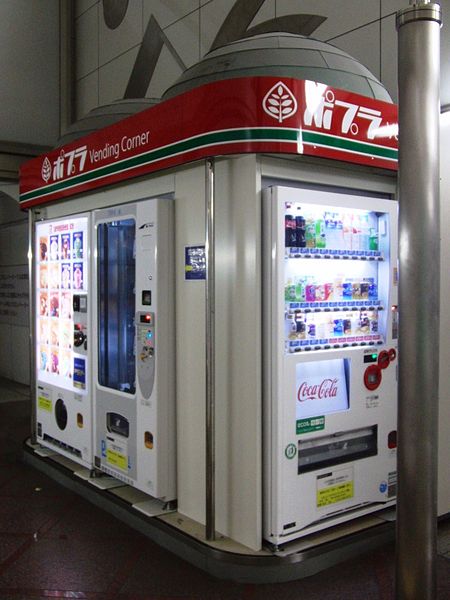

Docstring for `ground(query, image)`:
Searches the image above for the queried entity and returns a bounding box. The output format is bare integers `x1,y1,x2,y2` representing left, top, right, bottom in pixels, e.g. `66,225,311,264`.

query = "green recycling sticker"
296,416,325,435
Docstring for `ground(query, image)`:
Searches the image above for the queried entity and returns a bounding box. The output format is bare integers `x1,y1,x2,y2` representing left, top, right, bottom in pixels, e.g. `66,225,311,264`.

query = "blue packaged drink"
343,282,353,300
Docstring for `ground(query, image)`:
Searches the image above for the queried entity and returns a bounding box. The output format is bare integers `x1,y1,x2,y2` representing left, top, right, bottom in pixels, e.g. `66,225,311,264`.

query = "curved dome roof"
56,98,160,147
163,33,392,103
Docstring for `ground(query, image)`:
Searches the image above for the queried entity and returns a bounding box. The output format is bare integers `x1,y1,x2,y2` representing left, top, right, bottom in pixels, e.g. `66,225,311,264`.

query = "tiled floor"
0,376,449,599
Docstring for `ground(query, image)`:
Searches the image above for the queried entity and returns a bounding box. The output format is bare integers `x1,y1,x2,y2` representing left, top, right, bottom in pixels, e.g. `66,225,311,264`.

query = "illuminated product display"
263,186,398,545
35,215,92,466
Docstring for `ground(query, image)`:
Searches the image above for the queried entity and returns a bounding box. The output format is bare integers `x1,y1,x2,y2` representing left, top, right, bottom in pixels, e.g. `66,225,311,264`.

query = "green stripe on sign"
303,131,398,160
20,127,397,202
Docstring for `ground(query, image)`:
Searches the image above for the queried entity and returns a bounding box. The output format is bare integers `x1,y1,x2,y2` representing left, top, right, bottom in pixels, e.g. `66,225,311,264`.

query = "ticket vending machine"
35,214,92,467
93,198,176,502
263,185,398,545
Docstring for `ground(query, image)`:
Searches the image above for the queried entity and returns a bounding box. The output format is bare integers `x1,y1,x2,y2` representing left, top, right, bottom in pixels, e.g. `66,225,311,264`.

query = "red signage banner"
19,77,398,208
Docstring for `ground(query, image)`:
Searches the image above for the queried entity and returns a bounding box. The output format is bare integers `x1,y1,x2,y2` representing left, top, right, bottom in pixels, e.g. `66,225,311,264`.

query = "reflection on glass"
98,219,136,394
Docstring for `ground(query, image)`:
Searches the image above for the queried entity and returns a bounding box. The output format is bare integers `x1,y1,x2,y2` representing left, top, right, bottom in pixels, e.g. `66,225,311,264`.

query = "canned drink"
316,284,326,301
324,283,334,301
352,282,362,299
359,312,370,333
360,282,369,299
295,314,306,339
343,282,353,299
333,319,344,335
370,312,378,333
343,318,352,335
307,323,316,338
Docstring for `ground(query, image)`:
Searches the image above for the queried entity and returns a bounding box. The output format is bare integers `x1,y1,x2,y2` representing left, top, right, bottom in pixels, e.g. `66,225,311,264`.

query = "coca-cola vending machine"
263,185,398,546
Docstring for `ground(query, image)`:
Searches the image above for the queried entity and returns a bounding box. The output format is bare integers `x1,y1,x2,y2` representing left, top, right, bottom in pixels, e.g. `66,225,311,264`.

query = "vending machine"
93,198,176,502
35,214,92,466
263,185,398,546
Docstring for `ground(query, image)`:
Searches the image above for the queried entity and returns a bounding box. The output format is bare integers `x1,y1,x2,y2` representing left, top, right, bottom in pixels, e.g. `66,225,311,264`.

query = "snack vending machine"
35,215,91,466
263,185,398,546
93,198,176,502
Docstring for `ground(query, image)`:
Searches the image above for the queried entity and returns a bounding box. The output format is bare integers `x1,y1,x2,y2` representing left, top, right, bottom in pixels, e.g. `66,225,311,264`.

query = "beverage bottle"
285,279,296,302
289,313,297,339
352,214,361,251
285,213,297,247
370,311,378,333
295,208,306,247
305,216,316,248
325,212,339,249
295,312,306,339
343,318,352,335
334,212,343,249
369,227,379,251
315,218,326,248
360,214,370,251
295,277,305,302
342,213,352,251
342,279,353,300
305,276,316,302
333,276,343,300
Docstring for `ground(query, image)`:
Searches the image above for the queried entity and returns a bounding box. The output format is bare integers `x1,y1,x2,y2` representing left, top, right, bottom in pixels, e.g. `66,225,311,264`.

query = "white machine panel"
93,198,176,502
263,185,398,545
35,214,92,466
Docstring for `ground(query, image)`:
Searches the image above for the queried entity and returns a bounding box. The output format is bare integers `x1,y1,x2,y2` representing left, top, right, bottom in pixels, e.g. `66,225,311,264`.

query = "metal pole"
205,158,216,541
28,209,37,445
396,3,442,599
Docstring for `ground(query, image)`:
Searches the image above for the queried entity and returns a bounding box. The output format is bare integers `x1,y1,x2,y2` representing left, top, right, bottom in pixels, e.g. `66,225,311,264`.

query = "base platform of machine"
23,438,396,583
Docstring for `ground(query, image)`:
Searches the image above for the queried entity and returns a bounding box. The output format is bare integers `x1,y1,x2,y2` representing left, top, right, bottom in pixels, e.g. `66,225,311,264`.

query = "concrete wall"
74,0,450,120
0,0,59,147
0,187,29,385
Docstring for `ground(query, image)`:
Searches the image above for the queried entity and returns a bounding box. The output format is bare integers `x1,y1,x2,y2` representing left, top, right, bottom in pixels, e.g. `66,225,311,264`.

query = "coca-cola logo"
298,378,339,402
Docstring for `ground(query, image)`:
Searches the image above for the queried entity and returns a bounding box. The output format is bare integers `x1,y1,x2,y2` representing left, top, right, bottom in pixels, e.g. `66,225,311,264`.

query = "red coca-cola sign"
298,378,339,402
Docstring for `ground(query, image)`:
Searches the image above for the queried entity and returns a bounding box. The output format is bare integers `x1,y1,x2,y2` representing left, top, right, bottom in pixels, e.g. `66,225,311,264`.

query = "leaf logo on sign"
263,82,298,123
41,157,52,183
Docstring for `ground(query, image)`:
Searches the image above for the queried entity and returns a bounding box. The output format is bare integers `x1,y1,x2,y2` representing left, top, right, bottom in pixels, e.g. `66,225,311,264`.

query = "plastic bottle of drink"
360,214,370,251
315,218,326,248
295,208,306,247
285,279,296,302
342,213,352,251
352,214,361,251
285,213,297,247
305,216,316,248
325,212,339,250
295,313,306,339
295,277,305,302
369,227,379,251
333,276,343,300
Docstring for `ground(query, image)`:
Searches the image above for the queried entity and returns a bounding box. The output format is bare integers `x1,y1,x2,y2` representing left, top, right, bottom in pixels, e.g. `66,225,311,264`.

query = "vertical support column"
28,209,37,445
396,3,442,599
205,158,216,541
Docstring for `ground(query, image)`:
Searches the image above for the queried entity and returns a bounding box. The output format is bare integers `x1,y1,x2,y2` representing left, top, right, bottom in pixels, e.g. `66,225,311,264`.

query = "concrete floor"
0,377,449,599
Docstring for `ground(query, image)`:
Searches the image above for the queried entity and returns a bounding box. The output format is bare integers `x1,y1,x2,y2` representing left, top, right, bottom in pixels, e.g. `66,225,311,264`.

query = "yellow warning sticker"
38,395,52,412
106,448,127,471
316,468,354,508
